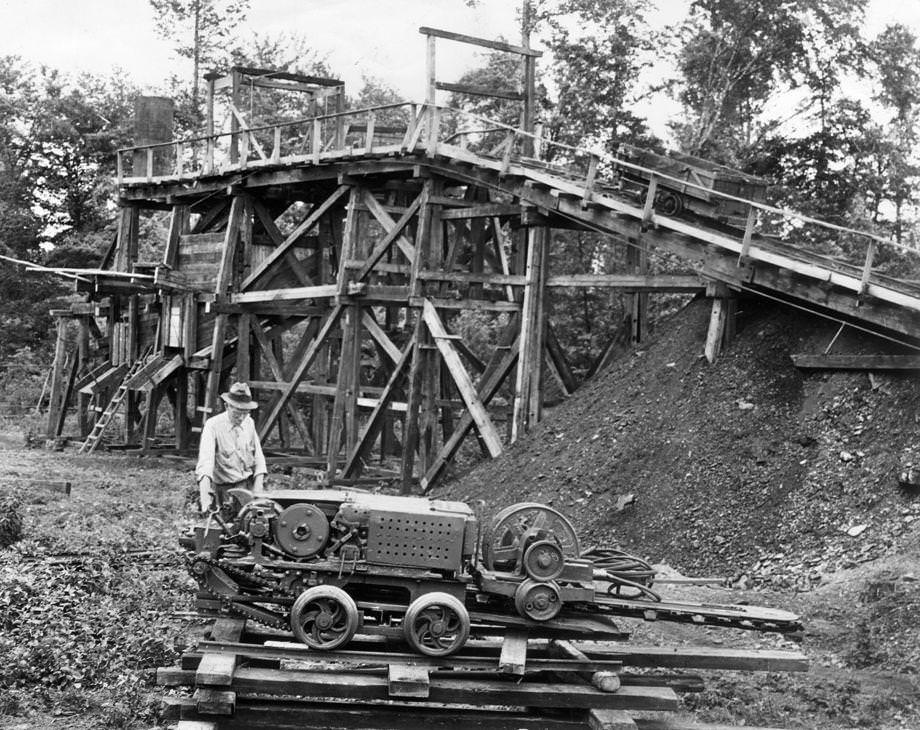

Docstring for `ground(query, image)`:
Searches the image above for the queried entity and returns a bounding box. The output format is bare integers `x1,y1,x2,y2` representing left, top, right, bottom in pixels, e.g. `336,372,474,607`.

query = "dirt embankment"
437,298,920,590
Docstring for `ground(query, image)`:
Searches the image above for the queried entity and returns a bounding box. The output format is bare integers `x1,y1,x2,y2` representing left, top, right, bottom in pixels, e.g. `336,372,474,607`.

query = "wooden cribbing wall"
158,616,808,730
44,27,920,492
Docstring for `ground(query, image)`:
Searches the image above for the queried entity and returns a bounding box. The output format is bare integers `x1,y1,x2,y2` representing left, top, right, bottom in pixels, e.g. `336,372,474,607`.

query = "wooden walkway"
118,101,920,344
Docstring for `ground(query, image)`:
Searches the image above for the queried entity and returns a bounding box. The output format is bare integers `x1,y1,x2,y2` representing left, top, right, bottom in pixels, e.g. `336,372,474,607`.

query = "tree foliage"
149,0,251,120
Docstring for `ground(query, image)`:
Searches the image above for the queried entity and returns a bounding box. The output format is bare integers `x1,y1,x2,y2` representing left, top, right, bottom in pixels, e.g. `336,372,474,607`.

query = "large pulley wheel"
274,503,330,558
290,585,359,650
514,578,562,622
403,592,470,657
480,503,580,573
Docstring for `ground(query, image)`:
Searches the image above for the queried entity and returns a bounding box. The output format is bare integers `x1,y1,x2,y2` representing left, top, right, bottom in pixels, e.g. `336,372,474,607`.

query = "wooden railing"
117,102,920,307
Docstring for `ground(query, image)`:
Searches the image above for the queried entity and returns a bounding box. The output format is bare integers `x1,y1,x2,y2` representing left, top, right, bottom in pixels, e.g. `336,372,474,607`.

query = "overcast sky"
1,0,918,137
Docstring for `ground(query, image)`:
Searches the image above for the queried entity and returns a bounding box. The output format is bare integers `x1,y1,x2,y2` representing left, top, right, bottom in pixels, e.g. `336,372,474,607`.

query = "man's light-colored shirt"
195,411,267,485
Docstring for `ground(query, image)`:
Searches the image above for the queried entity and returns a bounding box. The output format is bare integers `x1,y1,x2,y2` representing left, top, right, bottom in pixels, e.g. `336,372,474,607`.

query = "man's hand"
198,476,216,513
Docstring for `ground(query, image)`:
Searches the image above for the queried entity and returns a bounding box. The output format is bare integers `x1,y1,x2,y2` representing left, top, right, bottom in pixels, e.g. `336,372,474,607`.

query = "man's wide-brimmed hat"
220,382,258,410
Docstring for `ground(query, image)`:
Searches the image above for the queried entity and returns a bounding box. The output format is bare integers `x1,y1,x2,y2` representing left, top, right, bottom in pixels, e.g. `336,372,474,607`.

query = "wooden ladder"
78,348,153,454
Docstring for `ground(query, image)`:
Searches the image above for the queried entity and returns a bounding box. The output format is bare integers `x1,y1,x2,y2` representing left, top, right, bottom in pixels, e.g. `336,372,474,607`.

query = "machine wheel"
655,190,684,216
290,585,359,650
514,579,562,621
403,592,470,657
523,539,565,581
274,503,330,558
481,503,580,573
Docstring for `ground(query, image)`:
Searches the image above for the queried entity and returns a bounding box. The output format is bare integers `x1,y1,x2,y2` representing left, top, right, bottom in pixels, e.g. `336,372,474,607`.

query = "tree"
670,0,867,162
537,0,657,154
867,24,920,244
149,0,251,123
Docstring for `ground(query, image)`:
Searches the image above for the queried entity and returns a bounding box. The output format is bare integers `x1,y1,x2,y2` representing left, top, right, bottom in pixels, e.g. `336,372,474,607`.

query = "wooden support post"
175,372,189,449
626,235,649,345
738,205,757,263
400,317,426,493
858,238,877,298
204,195,247,419
344,310,363,462
229,68,241,164
125,294,140,443
641,175,658,230
271,334,289,448
704,297,728,364
205,76,216,173
77,317,91,436
512,226,547,442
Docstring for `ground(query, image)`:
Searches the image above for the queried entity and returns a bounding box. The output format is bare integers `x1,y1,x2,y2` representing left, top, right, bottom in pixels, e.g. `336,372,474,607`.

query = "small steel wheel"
290,585,359,650
523,539,565,581
514,578,562,621
655,190,683,216
403,592,470,657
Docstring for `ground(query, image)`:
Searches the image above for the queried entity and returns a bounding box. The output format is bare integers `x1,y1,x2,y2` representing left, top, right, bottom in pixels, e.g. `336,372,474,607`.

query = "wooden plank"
176,721,218,730
194,688,235,715
440,203,521,220
176,698,586,730
387,663,430,698
161,666,680,710
546,274,703,291
579,645,809,672
419,26,543,57
422,300,503,458
195,653,238,687
434,81,525,100
499,631,529,675
790,353,920,371
231,284,338,304
589,710,638,730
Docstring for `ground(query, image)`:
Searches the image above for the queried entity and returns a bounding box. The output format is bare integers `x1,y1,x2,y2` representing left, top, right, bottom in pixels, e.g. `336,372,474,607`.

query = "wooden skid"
157,617,802,729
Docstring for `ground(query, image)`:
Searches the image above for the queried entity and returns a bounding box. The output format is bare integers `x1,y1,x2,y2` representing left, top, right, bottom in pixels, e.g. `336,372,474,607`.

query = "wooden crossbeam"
546,274,703,291
248,320,314,449
791,353,920,371
241,185,349,290
362,188,418,261
421,300,502,457
353,190,424,281
342,335,415,478
251,200,317,287
361,312,402,365
258,305,343,441
421,333,520,492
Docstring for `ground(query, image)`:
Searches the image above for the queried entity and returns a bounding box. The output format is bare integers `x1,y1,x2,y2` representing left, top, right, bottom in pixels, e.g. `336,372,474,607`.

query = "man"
196,382,267,513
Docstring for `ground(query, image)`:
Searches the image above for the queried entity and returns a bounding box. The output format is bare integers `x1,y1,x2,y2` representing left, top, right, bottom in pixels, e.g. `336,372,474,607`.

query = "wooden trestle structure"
43,27,920,491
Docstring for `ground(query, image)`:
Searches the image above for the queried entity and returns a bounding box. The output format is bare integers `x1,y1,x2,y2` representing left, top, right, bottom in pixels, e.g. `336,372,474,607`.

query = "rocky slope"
436,297,920,592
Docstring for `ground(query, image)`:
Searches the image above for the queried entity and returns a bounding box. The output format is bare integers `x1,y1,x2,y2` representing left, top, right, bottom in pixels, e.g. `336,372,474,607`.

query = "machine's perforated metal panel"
366,510,466,571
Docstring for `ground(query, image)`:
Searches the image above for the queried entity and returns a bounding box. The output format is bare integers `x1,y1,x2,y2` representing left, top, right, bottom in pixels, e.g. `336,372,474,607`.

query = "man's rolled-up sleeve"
196,419,216,482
